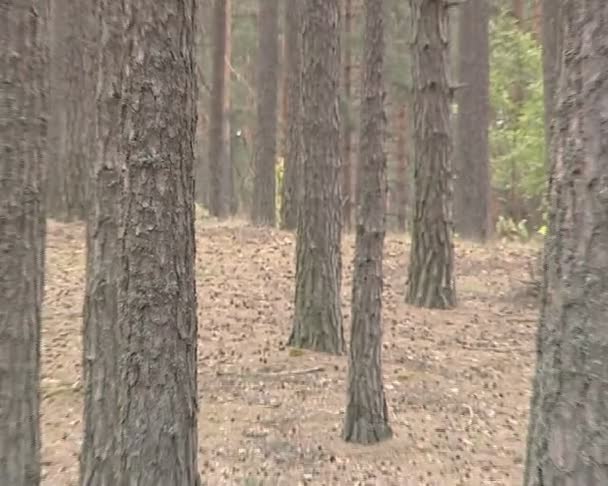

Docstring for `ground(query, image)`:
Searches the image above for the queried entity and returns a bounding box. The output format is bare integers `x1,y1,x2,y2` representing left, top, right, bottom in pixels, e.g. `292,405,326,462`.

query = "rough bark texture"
524,3,608,484
343,0,392,445
454,0,491,241
251,0,279,226
279,0,302,230
396,104,409,232
79,0,120,483
541,0,562,169
208,0,232,218
406,0,456,309
81,1,200,484
288,0,344,355
0,2,48,484
341,0,353,231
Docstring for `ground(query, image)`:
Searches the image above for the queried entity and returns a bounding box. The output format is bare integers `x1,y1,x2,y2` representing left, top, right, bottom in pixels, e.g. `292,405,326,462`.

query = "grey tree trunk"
81,1,200,484
453,0,490,241
541,0,562,169
79,1,121,483
279,0,302,231
343,0,392,445
288,0,344,355
0,2,48,484
251,0,279,226
341,0,353,231
208,0,233,218
406,0,456,309
524,3,608,484
395,104,409,232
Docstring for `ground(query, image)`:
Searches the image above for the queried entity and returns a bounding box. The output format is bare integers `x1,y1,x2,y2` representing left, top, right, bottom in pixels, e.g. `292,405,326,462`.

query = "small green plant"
495,215,530,241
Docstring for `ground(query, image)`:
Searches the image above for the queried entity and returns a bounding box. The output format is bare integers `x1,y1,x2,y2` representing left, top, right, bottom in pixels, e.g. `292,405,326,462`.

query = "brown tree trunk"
541,0,562,169
396,104,409,232
0,2,48,484
79,1,120,483
341,0,353,231
343,0,392,445
524,3,608,484
512,0,525,23
251,0,279,226
209,0,233,218
280,1,302,230
454,0,491,241
81,1,200,484
288,0,344,355
406,0,456,309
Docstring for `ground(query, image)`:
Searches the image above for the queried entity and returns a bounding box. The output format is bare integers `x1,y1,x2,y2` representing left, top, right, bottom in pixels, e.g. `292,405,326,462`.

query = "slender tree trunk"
0,2,48,484
341,0,353,231
541,0,562,169
396,104,409,232
251,0,279,226
406,0,456,309
280,1,302,230
524,3,608,484
343,0,392,445
512,0,525,23
454,0,491,241
288,0,344,355
81,1,200,484
209,0,232,218
79,1,120,483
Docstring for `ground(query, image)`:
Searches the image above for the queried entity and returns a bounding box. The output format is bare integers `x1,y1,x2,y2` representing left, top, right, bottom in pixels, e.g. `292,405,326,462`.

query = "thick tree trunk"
280,1,302,230
541,0,562,169
343,0,392,445
251,0,279,226
288,0,344,355
81,1,200,484
406,0,456,309
341,0,353,231
0,2,48,484
524,3,608,484
396,104,409,232
453,0,491,241
209,0,232,218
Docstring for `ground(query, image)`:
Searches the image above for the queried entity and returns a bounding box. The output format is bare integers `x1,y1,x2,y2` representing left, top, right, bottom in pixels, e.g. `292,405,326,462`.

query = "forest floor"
40,210,540,486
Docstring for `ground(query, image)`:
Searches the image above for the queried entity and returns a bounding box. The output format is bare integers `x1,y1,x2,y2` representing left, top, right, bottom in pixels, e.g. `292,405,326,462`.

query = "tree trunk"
453,0,491,241
62,0,93,221
396,104,409,232
288,0,344,355
524,3,608,484
343,0,392,445
251,0,279,226
79,1,120,483
406,0,456,310
541,0,562,169
280,0,302,230
341,0,353,231
209,0,232,218
0,2,48,484
512,0,525,23
81,1,200,484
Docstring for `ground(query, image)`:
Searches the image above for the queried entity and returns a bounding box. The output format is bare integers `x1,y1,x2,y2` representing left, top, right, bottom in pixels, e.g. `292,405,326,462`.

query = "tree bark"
453,0,491,241
288,0,344,355
81,1,200,484
251,0,279,226
396,104,409,232
541,0,562,169
280,0,302,230
341,0,353,231
0,2,48,484
208,0,233,218
343,0,392,445
524,3,608,484
406,0,456,309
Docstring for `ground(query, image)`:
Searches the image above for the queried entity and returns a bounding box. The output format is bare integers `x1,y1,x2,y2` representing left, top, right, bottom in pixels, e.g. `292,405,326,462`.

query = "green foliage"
495,215,530,242
489,9,546,217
